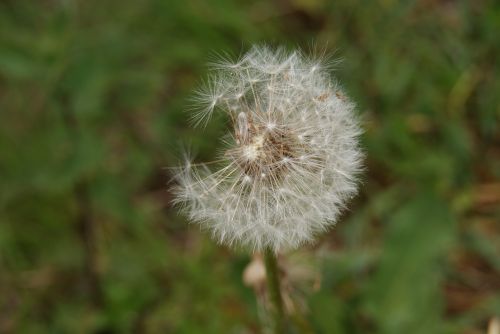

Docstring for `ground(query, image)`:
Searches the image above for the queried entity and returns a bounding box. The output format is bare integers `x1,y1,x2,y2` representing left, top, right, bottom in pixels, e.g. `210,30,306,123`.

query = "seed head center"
243,135,265,161
229,112,305,182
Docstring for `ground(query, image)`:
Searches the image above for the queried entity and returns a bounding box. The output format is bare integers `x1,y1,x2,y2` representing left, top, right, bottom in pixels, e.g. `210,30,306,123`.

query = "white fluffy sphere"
173,46,363,253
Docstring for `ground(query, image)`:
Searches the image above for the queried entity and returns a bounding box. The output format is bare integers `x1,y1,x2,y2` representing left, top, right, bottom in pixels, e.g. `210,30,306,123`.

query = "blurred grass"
0,0,499,333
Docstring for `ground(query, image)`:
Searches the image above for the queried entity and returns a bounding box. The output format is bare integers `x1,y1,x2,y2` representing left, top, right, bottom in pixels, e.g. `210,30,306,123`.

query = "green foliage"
366,194,455,334
1,0,499,333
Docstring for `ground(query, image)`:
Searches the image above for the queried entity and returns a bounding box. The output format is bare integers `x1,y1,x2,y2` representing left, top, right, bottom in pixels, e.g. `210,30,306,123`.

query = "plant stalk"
263,248,285,333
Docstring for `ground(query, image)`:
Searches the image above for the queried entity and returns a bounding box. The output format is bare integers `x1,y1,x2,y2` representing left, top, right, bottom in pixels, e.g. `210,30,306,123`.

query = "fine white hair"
173,45,363,253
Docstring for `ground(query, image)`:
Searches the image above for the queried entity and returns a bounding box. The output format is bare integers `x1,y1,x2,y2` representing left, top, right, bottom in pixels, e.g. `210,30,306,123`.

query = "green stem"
263,248,285,333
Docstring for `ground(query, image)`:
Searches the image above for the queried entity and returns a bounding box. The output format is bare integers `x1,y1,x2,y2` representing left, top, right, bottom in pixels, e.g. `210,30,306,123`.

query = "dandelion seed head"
173,46,363,253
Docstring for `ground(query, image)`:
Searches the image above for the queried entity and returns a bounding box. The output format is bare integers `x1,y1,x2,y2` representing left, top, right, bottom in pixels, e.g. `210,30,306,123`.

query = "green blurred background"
1,0,499,333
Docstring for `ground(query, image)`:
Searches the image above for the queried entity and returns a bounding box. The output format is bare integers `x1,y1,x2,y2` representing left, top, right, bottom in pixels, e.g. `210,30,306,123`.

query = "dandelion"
172,45,363,332
173,45,363,253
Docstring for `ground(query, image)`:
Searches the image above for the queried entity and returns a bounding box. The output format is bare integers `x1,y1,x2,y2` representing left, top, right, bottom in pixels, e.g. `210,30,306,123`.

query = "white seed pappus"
173,46,363,253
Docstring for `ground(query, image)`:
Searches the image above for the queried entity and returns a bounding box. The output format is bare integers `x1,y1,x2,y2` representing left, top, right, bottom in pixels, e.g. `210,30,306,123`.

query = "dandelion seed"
173,45,363,253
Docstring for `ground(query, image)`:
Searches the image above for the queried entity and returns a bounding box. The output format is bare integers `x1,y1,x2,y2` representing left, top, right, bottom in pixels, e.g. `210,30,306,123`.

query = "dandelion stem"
263,248,286,333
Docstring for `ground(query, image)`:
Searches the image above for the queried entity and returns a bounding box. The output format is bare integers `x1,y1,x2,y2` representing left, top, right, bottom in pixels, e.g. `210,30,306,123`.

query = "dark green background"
1,0,499,333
